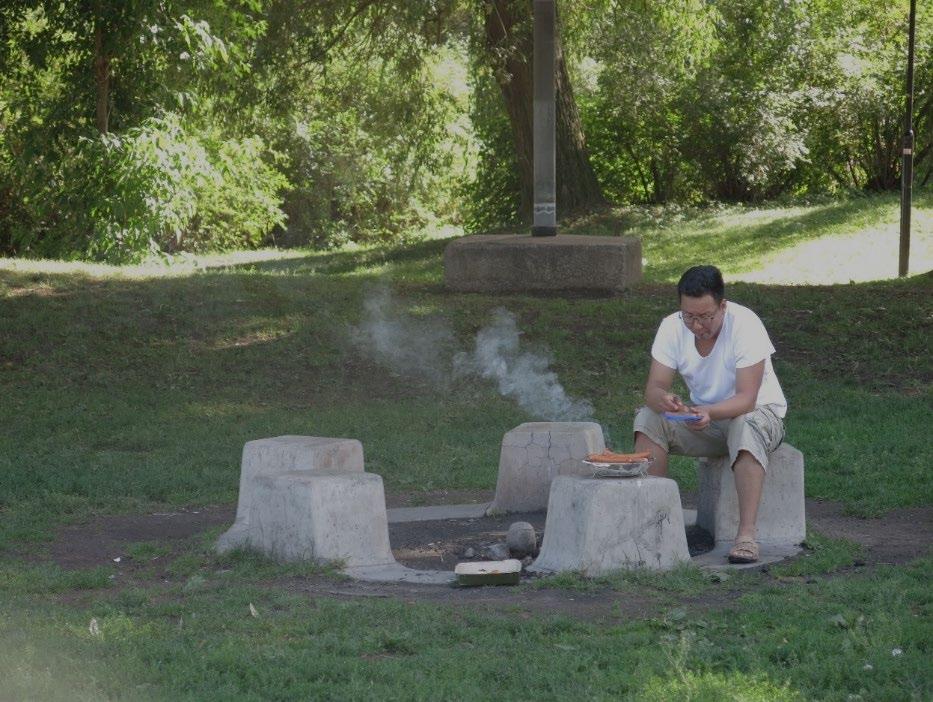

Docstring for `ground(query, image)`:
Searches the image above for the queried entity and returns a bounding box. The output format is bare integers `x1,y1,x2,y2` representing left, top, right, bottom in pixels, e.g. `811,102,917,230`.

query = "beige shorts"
633,404,786,471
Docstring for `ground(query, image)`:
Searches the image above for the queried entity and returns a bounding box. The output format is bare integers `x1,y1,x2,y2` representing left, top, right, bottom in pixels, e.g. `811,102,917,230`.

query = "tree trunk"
484,0,604,219
94,24,110,134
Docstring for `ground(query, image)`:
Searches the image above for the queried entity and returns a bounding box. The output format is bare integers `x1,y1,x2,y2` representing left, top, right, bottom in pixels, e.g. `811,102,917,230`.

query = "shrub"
6,113,286,262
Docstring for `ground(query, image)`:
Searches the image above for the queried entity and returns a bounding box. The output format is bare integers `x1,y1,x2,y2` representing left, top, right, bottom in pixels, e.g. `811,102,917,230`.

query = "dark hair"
677,265,724,303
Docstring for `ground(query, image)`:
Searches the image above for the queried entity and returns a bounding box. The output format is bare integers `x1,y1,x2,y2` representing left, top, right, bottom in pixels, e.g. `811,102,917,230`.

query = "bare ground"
20,492,932,622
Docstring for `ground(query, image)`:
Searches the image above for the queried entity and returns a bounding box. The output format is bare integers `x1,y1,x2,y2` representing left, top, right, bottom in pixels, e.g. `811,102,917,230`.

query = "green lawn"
0,193,930,700
2,558,930,701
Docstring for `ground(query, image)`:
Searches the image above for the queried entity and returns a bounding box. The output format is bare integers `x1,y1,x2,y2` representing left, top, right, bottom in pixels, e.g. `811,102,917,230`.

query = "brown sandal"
728,540,760,564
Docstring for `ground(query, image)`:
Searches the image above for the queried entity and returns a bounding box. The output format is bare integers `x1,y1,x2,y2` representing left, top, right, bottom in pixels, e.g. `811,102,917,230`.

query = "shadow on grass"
212,237,450,278
205,192,927,286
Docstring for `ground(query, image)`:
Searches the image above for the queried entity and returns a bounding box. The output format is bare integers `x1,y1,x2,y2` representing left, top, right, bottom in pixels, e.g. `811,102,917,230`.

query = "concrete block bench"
443,234,642,294
697,442,805,546
529,475,691,575
488,422,605,514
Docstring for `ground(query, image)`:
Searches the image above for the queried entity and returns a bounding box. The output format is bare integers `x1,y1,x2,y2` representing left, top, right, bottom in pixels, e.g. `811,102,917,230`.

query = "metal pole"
532,0,557,236
899,0,916,277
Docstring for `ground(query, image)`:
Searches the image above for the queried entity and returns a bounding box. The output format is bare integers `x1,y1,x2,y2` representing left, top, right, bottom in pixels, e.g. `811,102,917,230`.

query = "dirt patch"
40,506,235,570
385,489,494,509
19,494,931,620
33,494,933,572
271,573,737,623
804,500,933,566
388,512,714,571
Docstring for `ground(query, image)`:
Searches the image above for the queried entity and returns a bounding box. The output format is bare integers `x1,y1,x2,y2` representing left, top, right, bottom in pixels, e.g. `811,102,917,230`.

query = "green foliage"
803,2,932,191
6,113,286,262
460,58,523,232
1,0,931,255
579,0,714,204
573,0,933,204
273,45,468,249
0,0,472,259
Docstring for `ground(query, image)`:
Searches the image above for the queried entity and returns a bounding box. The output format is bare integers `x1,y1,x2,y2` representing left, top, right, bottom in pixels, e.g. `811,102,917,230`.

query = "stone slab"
697,443,806,546
217,436,364,553
444,234,642,293
490,422,605,514
692,542,803,570
529,475,691,575
237,471,396,568
344,563,457,585
387,503,491,523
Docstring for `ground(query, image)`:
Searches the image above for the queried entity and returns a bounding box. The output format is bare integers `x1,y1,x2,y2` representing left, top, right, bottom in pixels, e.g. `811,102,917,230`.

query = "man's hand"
660,393,687,413
686,406,711,430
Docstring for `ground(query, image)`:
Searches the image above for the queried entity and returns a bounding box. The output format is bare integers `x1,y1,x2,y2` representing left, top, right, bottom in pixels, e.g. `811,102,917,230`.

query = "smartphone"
663,412,701,422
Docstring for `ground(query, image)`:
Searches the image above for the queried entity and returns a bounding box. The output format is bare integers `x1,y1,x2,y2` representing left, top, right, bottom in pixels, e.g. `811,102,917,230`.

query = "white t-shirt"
651,301,787,417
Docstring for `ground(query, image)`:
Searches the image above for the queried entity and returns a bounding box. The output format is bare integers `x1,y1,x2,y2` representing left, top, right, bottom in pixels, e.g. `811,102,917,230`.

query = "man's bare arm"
644,359,687,413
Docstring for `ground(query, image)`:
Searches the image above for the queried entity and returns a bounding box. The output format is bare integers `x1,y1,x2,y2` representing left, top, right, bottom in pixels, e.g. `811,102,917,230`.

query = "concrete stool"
489,422,605,514
697,443,805,546
244,471,395,566
529,475,691,575
217,436,363,554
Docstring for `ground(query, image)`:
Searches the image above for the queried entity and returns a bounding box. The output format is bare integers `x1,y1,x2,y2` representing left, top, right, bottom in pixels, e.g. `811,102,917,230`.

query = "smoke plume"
349,285,455,385
454,308,594,422
350,287,594,423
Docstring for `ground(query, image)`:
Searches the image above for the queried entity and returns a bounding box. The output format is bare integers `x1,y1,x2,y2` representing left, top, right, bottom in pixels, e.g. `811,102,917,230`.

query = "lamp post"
899,0,917,277
532,0,557,236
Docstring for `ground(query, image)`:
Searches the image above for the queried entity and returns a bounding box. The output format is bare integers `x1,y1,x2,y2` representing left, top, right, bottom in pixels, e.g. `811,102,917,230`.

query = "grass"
0,192,930,699
530,562,724,596
0,559,929,700
564,190,933,282
770,532,864,578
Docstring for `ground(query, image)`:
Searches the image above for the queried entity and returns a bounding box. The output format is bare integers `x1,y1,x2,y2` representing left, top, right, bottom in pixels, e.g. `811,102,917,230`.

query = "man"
633,265,787,563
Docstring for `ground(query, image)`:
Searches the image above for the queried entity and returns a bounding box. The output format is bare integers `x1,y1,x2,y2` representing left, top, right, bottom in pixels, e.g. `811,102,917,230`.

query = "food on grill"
585,450,651,464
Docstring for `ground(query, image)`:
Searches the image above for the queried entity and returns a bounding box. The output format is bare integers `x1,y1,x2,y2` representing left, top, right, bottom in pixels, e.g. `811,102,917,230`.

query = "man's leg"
634,406,727,479
634,431,668,477
733,449,765,543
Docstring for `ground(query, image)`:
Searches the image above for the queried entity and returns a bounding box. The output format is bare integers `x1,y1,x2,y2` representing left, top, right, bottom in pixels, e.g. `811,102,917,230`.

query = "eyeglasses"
679,310,719,325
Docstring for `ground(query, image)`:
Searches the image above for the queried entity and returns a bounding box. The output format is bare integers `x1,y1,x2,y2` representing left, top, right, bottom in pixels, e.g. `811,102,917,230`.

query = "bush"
5,113,287,263
272,45,467,250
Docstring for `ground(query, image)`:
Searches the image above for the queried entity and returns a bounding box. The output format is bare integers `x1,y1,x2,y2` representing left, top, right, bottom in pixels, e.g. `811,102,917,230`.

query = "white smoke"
349,285,455,385
350,287,595,423
454,308,595,422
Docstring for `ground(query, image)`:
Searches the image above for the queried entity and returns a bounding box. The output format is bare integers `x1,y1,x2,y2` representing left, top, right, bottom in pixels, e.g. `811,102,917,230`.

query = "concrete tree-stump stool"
216,436,393,568
697,442,805,546
217,436,363,553
488,422,605,514
529,475,691,575
244,471,395,566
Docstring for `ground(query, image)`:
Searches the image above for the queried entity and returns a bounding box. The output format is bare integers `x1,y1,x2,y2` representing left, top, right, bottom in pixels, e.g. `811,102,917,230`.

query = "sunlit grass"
563,191,932,283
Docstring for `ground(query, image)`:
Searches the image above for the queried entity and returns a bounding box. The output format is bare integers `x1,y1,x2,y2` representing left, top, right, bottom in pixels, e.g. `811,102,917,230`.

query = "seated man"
633,265,787,563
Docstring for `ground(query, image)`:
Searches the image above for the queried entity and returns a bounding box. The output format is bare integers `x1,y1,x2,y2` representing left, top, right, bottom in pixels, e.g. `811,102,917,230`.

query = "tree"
482,0,604,218
580,0,715,203
0,0,287,260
